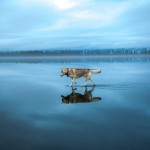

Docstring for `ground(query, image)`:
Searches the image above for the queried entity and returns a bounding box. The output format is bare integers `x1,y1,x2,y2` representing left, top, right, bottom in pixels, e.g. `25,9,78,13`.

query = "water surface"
0,58,150,150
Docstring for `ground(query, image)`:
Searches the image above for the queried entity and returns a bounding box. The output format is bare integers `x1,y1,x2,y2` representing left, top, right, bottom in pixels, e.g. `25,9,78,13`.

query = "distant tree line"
0,55,150,63
0,48,150,56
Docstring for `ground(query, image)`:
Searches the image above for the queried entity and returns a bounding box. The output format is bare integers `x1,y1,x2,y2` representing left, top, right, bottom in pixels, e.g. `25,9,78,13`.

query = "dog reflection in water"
61,86,102,104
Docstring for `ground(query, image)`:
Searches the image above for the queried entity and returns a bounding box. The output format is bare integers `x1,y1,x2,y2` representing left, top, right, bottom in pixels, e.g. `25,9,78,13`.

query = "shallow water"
0,59,150,150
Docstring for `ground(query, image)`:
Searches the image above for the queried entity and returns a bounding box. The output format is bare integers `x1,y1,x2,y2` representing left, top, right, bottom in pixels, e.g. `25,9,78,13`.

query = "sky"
0,0,150,51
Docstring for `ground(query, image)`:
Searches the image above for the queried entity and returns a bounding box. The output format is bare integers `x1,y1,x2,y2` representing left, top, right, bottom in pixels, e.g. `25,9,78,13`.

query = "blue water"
0,59,150,150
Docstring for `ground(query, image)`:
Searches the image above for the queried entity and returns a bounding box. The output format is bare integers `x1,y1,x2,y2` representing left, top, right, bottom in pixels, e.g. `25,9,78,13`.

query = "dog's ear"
61,95,64,98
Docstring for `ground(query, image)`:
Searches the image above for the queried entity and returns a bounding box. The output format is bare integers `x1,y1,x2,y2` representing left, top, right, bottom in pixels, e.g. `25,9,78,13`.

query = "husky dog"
61,86,101,104
61,68,101,86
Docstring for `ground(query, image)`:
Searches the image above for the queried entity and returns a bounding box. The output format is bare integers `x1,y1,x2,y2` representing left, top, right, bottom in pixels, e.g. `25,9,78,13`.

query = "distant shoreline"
0,54,150,58
0,55,150,63
0,48,150,57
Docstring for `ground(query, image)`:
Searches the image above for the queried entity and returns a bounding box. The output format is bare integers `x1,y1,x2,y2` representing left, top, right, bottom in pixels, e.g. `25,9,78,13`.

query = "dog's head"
61,68,69,77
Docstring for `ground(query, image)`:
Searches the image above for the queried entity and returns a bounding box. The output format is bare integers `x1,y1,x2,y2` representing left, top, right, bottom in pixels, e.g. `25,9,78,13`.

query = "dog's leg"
90,85,95,92
83,81,87,86
71,86,77,95
90,78,96,86
69,78,76,86
82,79,88,86
72,78,76,85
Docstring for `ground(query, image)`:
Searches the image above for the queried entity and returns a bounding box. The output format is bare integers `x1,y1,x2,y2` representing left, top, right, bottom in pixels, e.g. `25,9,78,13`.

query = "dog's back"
62,68,101,76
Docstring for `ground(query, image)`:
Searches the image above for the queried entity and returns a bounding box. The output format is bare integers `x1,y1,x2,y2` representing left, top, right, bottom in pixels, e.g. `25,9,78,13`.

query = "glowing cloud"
20,0,84,10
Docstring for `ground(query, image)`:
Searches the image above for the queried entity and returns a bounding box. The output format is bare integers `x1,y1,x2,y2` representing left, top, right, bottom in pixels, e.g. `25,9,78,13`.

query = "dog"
61,68,101,86
61,86,102,104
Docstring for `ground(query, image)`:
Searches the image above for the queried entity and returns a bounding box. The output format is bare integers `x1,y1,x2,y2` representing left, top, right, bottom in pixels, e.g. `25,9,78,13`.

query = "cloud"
50,0,79,10
39,20,66,32
20,0,85,10
70,4,127,26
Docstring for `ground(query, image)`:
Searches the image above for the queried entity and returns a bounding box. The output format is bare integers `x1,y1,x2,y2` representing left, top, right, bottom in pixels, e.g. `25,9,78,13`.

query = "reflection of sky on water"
0,62,150,150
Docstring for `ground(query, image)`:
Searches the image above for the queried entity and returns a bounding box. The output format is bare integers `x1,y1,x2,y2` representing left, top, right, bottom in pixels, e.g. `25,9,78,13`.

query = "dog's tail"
90,69,101,74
